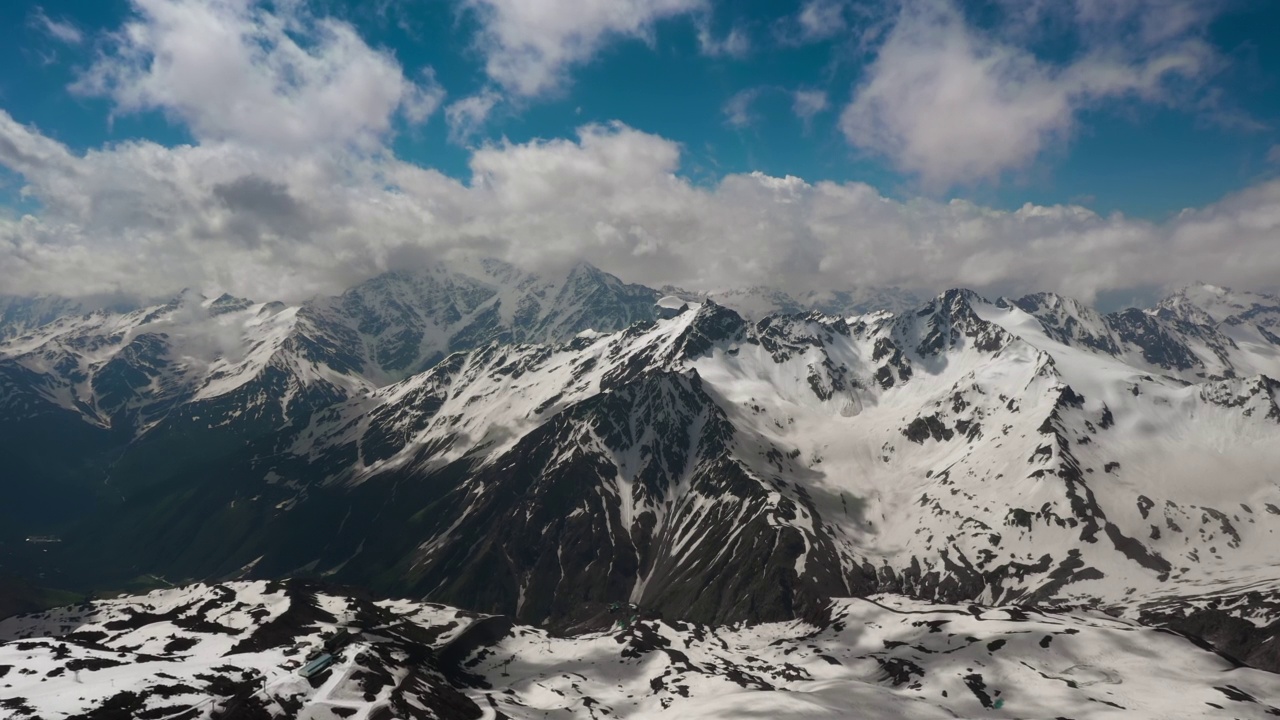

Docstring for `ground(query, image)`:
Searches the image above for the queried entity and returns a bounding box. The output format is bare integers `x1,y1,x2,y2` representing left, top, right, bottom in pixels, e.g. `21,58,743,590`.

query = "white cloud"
698,22,750,58
1267,145,1280,165
70,0,442,152
5,110,1280,307
401,68,447,125
795,0,847,42
792,90,828,123
1069,0,1220,46
723,88,763,128
2,0,1277,310
840,0,1216,188
32,7,84,44
462,0,705,98
445,90,502,145
985,0,1222,47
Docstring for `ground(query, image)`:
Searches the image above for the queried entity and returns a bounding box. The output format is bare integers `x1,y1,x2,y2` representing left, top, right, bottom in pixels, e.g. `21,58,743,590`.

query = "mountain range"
1,262,1279,706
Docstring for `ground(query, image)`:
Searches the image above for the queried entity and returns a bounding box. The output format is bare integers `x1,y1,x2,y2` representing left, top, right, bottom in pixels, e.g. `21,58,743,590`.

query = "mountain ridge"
4,578,1279,719
2,267,1279,675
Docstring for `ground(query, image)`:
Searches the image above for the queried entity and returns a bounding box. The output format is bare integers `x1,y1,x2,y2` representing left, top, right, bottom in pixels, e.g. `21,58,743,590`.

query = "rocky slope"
0,260,660,534
20,286,1272,630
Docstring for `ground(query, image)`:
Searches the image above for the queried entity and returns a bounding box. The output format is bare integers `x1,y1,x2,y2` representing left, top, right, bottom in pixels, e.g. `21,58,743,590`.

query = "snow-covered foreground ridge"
1,581,1278,720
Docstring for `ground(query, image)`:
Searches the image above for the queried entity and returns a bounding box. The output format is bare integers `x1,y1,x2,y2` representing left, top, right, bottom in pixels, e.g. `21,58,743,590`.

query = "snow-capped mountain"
306,257,662,385
0,295,91,340
1156,283,1280,330
315,291,1277,614
0,290,368,432
29,286,1273,639
3,278,1280,680
2,580,1277,719
0,259,661,536
1015,285,1280,381
0,259,661,432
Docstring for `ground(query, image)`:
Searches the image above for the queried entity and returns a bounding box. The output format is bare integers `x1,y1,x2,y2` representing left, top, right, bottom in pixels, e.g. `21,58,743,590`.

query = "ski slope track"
0,581,1277,719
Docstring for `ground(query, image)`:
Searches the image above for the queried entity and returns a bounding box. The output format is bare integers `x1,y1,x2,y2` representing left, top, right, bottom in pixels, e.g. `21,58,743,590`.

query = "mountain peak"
566,258,605,275
1014,290,1086,310
1155,283,1280,328
665,299,746,360
205,292,255,315
920,288,985,318
562,260,628,292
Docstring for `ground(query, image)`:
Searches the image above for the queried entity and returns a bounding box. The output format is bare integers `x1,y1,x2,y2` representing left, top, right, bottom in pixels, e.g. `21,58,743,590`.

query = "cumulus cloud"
401,68,448,124
840,0,1217,188
4,109,1280,307
2,0,1277,311
70,0,442,152
461,0,704,98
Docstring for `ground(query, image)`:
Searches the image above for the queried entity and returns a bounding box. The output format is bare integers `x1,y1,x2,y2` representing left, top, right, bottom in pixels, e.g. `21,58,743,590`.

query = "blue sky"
4,0,1279,217
0,0,1278,303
